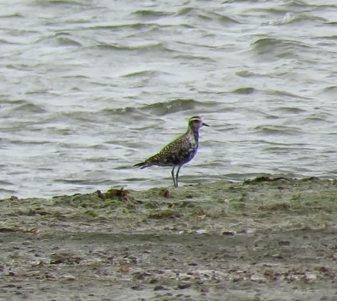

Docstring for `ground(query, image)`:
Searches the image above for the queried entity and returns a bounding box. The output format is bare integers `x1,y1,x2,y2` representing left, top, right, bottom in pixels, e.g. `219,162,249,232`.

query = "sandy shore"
1,176,337,301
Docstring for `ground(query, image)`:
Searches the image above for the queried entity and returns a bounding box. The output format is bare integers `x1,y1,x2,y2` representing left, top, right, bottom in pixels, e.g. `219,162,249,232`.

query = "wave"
250,37,311,60
132,9,174,20
34,32,82,47
139,98,197,116
252,124,303,136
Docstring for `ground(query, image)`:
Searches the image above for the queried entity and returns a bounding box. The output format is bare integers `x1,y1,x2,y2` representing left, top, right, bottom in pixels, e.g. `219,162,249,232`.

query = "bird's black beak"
202,122,210,127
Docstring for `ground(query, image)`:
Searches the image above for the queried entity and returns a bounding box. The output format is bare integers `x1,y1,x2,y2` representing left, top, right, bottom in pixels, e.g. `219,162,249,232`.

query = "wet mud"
1,176,337,301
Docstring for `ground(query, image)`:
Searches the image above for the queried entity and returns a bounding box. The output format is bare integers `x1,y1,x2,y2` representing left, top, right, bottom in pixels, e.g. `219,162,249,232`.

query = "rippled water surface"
1,0,337,197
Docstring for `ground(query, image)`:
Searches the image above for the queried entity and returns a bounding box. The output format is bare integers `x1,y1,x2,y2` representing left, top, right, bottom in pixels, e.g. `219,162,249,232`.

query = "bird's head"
188,116,209,130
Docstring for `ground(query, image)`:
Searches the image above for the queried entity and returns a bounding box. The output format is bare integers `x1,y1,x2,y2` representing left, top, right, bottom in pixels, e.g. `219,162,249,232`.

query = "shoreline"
1,176,337,301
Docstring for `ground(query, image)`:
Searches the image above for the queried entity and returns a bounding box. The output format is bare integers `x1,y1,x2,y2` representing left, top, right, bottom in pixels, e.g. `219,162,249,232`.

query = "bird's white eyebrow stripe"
189,117,201,122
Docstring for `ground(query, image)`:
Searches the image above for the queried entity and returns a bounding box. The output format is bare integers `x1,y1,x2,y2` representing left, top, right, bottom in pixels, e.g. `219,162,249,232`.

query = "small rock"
131,285,144,291
154,285,168,291
250,274,266,283
177,283,191,289
60,274,76,281
222,231,235,236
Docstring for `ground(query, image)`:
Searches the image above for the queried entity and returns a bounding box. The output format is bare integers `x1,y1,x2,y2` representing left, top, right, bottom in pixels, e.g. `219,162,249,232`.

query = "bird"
134,116,209,187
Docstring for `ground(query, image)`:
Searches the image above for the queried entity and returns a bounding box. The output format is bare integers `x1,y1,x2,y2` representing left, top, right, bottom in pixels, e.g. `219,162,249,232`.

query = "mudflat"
1,176,337,301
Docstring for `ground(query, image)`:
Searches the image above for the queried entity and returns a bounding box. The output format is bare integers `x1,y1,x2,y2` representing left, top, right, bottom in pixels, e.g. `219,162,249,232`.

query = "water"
1,0,337,198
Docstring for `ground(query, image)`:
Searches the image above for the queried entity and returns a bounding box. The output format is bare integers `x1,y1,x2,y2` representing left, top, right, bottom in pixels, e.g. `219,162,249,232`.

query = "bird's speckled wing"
144,132,198,167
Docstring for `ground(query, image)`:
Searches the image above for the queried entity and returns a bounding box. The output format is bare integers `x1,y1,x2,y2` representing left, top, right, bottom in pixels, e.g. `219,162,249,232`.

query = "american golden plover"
134,116,209,187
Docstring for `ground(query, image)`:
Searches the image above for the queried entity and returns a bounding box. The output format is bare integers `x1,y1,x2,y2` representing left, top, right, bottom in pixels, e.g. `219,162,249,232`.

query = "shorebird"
134,116,209,187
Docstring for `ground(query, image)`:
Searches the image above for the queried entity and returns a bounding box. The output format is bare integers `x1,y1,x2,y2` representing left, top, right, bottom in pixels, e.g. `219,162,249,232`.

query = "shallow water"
1,0,337,197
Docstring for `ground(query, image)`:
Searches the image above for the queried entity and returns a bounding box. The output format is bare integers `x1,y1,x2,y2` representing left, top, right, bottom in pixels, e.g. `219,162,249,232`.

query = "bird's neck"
187,126,199,142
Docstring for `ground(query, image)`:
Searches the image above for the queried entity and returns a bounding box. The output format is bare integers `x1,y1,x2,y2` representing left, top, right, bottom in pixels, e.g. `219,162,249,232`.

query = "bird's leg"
175,165,182,188
171,166,176,187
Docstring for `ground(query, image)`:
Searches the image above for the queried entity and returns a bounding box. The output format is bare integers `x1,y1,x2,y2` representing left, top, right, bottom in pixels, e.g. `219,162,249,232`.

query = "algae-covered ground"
1,176,337,301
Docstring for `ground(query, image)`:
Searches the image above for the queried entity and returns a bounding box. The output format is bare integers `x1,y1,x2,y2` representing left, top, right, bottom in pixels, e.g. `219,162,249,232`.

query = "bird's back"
145,131,198,167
